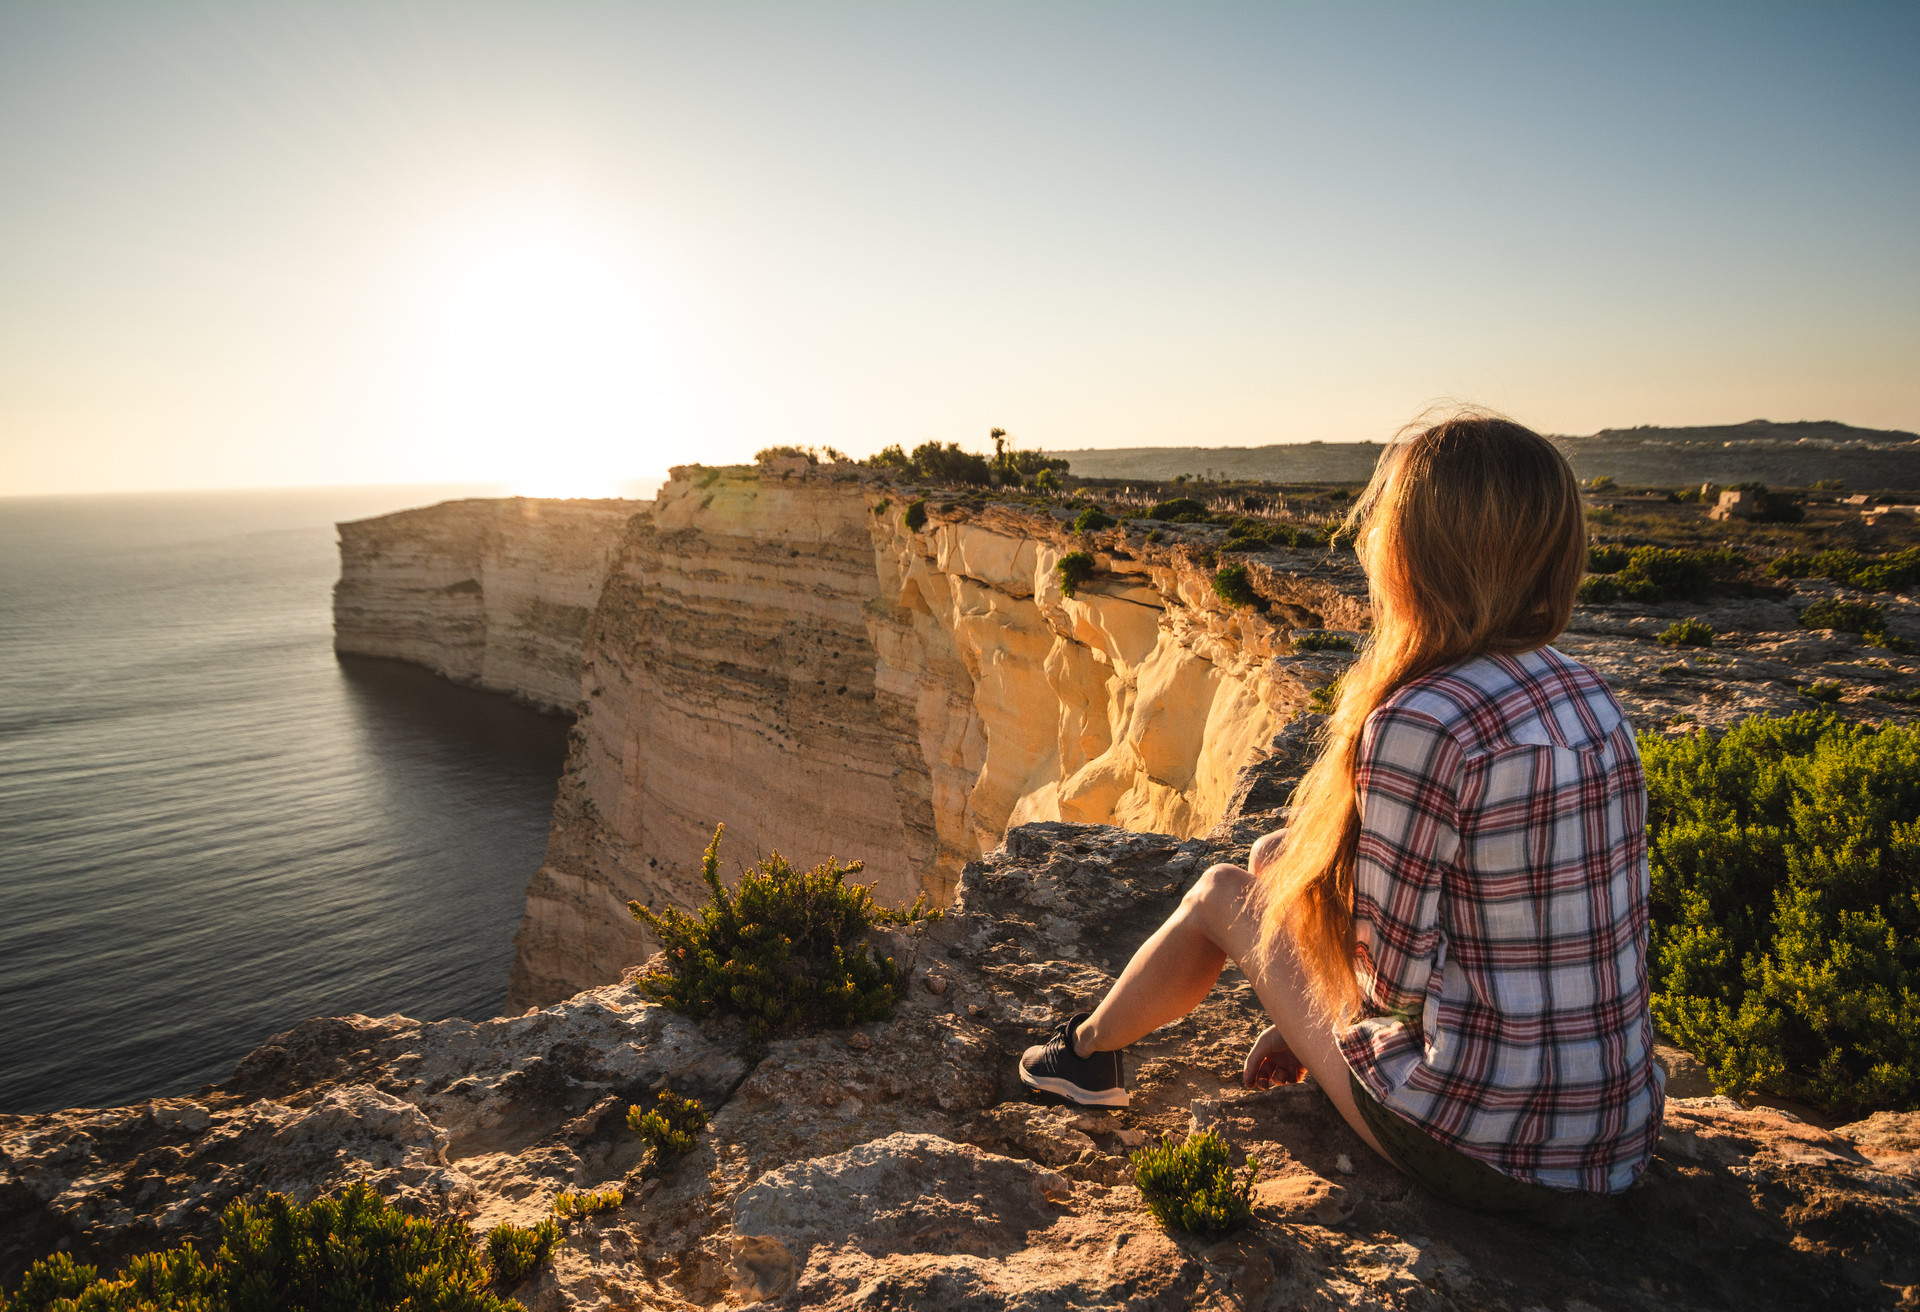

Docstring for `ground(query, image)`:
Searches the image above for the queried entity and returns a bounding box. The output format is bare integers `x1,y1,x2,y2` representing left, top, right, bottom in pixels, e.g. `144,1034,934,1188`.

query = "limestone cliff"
333,497,639,713
7,820,1915,1311
508,464,1370,1007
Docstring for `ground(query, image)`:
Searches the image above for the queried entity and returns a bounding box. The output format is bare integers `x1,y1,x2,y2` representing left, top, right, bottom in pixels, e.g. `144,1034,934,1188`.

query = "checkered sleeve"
1345,704,1463,1057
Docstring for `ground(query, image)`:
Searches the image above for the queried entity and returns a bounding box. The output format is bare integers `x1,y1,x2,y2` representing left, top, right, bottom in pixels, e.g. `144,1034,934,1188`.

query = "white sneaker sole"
1019,1070,1130,1108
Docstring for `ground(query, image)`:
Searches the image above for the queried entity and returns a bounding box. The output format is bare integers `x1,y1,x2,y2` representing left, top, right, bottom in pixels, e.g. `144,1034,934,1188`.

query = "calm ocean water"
0,487,573,1114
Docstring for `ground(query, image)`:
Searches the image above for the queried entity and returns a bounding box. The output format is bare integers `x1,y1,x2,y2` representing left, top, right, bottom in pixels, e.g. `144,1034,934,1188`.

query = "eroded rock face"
333,497,639,712
9,821,1915,1311
509,465,1373,1007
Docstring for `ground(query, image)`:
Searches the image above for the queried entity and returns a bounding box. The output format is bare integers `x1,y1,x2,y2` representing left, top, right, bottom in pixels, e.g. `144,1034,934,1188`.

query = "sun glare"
414,205,674,497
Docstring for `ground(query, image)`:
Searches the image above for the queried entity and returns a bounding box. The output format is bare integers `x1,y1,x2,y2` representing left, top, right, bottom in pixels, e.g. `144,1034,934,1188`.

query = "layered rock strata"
7,820,1916,1311
509,464,1370,1007
333,497,639,713
323,474,1919,1014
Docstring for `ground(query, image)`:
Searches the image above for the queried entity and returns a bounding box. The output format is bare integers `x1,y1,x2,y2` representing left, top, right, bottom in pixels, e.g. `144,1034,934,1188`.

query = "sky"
1,2,1915,498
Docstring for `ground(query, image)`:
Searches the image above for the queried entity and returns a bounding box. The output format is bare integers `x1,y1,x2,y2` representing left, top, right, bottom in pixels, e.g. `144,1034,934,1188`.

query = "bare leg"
1073,862,1389,1160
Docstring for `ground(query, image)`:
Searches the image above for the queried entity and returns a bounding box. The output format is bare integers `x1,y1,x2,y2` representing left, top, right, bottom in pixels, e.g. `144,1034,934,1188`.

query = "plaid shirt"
1338,646,1664,1193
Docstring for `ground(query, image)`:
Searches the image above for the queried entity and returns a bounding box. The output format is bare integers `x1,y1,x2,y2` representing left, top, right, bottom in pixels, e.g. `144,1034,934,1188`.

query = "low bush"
1222,517,1320,553
1308,679,1342,715
1071,508,1116,533
628,1089,708,1162
1865,631,1916,654
1588,545,1632,574
628,826,935,1040
2,1182,532,1312
1057,551,1097,598
1578,546,1744,606
1147,497,1211,523
1642,713,1920,1115
902,498,928,531
1799,680,1845,704
552,1187,624,1221
1769,546,1920,593
485,1220,561,1287
1292,631,1355,653
1130,1130,1258,1236
1799,598,1887,635
1211,564,1259,608
1657,618,1716,648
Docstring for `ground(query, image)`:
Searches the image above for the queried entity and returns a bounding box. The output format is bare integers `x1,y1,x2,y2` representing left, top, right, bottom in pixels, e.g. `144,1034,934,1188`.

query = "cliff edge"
508,463,1370,1008
333,497,639,713
6,820,1915,1311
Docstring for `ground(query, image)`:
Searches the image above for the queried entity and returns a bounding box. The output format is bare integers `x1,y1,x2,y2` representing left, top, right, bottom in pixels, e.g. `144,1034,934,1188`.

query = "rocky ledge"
5,821,1917,1311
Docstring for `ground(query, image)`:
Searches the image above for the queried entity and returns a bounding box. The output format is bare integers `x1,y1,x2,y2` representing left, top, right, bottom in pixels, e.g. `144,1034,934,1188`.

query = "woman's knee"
1180,863,1256,937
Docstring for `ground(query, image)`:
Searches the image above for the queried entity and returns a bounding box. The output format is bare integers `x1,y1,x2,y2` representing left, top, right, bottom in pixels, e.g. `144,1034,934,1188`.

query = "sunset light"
411,205,675,498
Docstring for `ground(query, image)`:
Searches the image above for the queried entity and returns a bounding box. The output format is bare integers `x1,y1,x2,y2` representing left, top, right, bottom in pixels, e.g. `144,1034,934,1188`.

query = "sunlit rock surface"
510,463,1369,1007
333,497,638,713
7,820,1916,1310
324,472,1919,1017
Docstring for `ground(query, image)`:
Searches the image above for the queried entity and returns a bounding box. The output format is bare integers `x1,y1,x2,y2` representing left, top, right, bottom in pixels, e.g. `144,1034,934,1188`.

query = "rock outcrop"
334,497,639,713
508,464,1369,1007
324,473,1919,1016
7,820,1916,1310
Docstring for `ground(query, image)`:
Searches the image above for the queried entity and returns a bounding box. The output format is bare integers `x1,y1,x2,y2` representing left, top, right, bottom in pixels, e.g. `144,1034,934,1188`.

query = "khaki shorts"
1348,1071,1600,1215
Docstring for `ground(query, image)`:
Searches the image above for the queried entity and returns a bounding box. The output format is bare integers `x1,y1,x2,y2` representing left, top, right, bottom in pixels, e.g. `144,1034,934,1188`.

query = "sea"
0,486,574,1115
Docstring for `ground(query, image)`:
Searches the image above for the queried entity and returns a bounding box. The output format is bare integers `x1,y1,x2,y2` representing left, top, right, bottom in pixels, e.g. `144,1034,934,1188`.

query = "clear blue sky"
2,2,1915,495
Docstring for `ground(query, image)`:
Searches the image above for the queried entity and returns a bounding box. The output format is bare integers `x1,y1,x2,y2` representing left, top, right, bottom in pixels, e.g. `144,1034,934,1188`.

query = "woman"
1018,412,1664,1207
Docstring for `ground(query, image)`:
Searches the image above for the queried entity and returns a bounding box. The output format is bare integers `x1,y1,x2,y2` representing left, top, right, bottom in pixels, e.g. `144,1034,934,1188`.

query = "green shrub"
1799,598,1887,635
870,498,890,516
1147,497,1210,523
1130,1130,1257,1235
0,1182,530,1312
902,498,928,531
1642,713,1920,1115
907,441,992,486
1768,546,1920,593
1057,551,1097,599
1874,685,1920,706
1211,564,1259,608
1657,618,1716,648
1220,517,1321,554
626,1089,708,1162
1071,508,1116,533
1145,528,1163,543
1578,575,1618,605
627,826,933,1040
485,1219,561,1287
1034,469,1063,494
1582,547,1742,606
1799,680,1845,704
1588,545,1631,574
1292,631,1355,653
552,1187,624,1221
1865,631,1915,654
1308,679,1342,715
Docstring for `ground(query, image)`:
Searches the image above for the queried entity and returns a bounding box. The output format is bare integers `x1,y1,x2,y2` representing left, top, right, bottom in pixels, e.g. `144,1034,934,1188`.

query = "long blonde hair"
1256,411,1587,1019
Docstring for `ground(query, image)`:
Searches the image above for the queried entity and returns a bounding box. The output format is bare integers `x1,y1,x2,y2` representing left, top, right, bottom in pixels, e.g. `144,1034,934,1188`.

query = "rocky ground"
6,811,1918,1311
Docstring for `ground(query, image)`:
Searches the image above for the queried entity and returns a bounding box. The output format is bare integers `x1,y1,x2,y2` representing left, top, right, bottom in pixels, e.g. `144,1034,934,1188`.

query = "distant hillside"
1048,419,1920,490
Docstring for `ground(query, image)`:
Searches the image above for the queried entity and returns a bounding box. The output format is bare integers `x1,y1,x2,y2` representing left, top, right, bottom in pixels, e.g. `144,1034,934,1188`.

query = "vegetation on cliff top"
627,1089,709,1171
1643,713,1920,1115
2,1182,549,1312
628,826,938,1041
1579,545,1748,605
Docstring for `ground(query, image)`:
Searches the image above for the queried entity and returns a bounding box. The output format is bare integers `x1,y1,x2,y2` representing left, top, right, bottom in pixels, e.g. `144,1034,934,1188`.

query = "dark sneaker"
1019,1012,1129,1107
